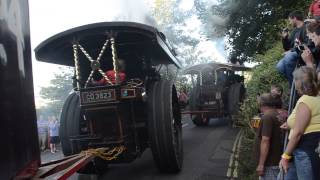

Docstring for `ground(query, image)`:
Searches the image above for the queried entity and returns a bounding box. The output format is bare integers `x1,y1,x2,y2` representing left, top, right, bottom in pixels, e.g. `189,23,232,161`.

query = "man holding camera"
276,11,308,86
301,21,320,80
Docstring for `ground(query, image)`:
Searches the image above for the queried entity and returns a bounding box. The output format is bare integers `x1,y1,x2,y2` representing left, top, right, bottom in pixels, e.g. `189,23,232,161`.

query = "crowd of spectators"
254,4,320,179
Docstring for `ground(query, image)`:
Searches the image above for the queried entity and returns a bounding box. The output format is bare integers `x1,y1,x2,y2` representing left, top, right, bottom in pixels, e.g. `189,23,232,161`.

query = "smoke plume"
112,0,158,27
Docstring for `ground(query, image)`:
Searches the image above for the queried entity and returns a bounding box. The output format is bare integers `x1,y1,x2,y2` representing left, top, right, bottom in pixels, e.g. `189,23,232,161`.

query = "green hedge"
238,41,289,179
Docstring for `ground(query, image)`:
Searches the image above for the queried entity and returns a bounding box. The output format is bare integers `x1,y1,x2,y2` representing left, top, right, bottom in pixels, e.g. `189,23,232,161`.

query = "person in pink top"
178,88,188,108
309,0,320,19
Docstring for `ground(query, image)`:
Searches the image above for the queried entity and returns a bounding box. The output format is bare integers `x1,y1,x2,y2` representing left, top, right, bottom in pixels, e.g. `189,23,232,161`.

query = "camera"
294,40,315,55
294,40,320,66
295,44,305,53
282,28,289,33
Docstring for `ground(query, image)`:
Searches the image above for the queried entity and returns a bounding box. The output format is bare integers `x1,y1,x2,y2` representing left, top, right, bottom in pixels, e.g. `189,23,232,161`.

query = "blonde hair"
293,66,319,96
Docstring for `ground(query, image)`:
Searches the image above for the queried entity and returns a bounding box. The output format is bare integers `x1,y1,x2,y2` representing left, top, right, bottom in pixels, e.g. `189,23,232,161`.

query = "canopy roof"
183,62,251,74
35,21,181,68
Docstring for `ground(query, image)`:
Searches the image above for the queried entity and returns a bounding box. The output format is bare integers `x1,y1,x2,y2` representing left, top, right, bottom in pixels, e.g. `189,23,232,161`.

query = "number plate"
81,89,116,104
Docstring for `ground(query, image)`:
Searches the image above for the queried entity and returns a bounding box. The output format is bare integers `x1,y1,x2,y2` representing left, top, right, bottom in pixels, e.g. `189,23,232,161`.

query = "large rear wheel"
148,80,183,173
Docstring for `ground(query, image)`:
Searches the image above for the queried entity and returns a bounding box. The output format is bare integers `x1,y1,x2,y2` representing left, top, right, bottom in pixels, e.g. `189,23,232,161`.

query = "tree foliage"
197,0,312,63
153,0,175,25
152,0,210,67
38,67,73,117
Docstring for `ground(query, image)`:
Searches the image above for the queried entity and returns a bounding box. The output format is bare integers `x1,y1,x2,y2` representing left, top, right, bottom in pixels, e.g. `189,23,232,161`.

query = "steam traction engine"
35,22,183,173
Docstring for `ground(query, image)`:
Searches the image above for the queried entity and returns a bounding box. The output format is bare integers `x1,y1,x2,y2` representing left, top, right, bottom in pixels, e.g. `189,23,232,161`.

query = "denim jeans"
276,51,298,86
284,148,314,180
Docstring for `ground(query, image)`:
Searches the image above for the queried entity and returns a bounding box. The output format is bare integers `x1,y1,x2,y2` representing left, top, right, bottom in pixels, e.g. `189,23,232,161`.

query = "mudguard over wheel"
148,80,183,173
59,92,81,156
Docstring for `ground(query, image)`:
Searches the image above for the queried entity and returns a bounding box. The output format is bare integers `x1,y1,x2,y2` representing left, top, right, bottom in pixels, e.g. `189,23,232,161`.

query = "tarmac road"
42,116,240,180
99,116,238,180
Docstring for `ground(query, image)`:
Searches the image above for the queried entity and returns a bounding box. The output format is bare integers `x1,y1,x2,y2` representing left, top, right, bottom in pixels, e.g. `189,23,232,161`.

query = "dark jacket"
282,24,308,51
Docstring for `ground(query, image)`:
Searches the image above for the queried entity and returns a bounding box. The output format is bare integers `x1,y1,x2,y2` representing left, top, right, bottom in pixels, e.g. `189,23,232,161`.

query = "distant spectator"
48,116,60,153
178,88,188,108
279,66,320,179
276,11,308,86
270,84,283,97
270,84,288,122
255,93,284,180
37,115,48,151
308,0,320,20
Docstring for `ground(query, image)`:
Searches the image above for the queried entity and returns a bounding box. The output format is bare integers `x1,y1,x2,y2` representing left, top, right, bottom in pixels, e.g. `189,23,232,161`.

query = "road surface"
42,116,240,180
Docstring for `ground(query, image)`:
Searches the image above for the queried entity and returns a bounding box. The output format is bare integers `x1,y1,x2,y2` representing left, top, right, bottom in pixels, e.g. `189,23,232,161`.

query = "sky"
28,0,226,106
29,0,154,106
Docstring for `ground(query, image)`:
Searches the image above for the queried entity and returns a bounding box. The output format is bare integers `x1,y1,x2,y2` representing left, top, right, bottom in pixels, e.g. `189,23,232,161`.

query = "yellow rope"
81,146,126,161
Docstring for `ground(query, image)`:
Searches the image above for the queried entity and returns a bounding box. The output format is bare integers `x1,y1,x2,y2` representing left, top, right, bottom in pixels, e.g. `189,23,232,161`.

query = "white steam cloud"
111,0,157,27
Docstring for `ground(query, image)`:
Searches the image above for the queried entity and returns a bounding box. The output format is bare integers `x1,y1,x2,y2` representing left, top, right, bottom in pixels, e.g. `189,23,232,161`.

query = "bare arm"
256,136,270,176
258,136,270,166
284,103,311,155
301,47,315,69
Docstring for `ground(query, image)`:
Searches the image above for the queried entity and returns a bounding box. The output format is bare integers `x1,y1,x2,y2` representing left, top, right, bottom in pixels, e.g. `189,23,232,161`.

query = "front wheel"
148,80,183,173
59,92,81,156
60,92,109,175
